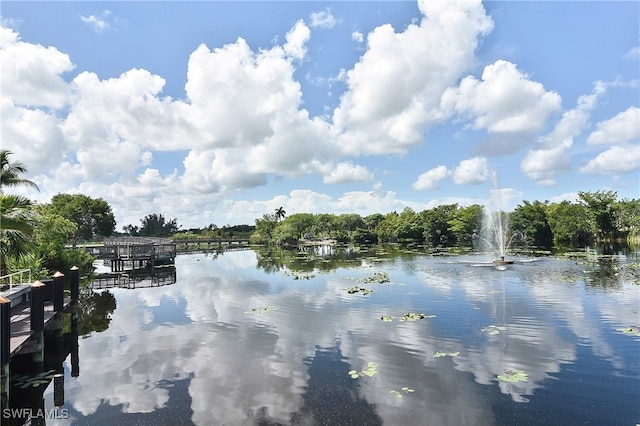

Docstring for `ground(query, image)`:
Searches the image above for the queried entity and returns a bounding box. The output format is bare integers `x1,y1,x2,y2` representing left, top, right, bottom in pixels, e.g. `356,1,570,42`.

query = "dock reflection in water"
11,249,640,425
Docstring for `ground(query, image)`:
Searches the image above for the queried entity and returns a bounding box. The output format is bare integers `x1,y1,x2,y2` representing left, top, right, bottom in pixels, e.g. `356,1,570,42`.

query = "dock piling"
70,266,79,300
1,297,10,400
53,271,64,312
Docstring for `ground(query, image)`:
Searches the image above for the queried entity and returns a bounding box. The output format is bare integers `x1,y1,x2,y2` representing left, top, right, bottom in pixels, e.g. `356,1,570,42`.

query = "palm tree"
0,150,39,191
275,206,286,222
0,194,35,275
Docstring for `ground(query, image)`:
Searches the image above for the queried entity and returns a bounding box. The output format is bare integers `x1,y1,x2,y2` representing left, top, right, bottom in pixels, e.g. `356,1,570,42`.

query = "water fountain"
480,171,518,268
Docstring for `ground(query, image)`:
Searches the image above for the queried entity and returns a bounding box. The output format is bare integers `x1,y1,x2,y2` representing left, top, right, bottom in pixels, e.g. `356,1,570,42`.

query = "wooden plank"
9,299,71,357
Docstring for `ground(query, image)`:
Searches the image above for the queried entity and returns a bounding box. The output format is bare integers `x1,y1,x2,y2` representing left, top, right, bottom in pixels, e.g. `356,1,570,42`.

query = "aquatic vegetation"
400,312,435,321
349,362,378,379
497,369,528,383
12,370,61,389
345,286,373,295
358,271,390,283
389,387,415,398
284,270,315,280
616,325,640,336
380,312,436,322
481,325,507,335
433,351,460,358
245,306,279,314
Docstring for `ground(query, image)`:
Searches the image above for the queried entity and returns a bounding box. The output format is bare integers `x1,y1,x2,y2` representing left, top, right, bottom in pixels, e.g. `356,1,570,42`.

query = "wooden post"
0,297,9,367
31,281,46,364
31,281,45,331
53,271,64,312
1,297,10,400
70,266,79,300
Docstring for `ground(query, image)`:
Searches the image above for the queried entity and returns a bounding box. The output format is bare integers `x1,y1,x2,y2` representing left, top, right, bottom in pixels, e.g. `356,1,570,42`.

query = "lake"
9,246,640,425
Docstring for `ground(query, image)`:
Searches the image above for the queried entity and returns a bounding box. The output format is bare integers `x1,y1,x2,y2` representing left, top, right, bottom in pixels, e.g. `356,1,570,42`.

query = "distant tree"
122,224,139,236
448,204,484,248
546,201,591,246
376,212,400,243
0,150,39,191
509,200,552,249
275,207,286,222
138,213,180,237
613,198,640,238
422,204,457,247
313,213,336,239
286,213,315,239
396,207,424,242
46,194,116,247
578,190,618,239
254,213,277,243
32,206,77,265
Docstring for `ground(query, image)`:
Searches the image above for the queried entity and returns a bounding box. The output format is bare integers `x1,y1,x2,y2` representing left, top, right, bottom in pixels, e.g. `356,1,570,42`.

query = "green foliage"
616,325,640,337
389,387,415,398
32,206,77,261
433,351,460,357
345,286,373,295
249,192,638,249
358,271,390,283
546,201,591,246
46,193,116,246
4,251,48,280
422,204,457,247
254,213,277,243
497,369,528,383
510,200,553,249
0,194,36,274
481,325,507,335
349,362,378,379
448,204,484,247
0,150,39,191
578,190,618,238
138,213,180,237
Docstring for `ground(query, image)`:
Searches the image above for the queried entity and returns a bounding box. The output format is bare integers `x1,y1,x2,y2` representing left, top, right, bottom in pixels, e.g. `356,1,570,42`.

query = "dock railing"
0,269,31,293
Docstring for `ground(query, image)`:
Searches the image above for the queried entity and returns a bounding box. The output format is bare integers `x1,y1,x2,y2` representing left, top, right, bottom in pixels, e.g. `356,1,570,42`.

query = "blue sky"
1,1,638,229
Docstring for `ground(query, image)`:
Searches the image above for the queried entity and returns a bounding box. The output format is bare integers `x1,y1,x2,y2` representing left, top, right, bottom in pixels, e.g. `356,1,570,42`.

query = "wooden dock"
173,236,250,251
9,298,72,357
85,237,176,272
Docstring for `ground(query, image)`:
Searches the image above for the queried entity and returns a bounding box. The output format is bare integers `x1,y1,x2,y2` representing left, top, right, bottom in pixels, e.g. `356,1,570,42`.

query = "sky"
1,0,638,230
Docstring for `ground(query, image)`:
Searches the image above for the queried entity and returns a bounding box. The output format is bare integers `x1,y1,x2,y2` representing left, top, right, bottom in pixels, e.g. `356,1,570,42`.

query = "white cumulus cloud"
452,157,490,185
579,145,640,175
412,165,450,190
586,106,640,145
323,162,373,184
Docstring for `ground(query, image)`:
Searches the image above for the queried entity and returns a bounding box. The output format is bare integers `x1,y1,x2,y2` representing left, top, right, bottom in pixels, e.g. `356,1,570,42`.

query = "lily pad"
616,325,640,336
349,362,378,379
400,312,435,321
245,306,279,314
345,286,373,295
390,387,415,398
358,272,390,284
481,325,507,335
497,369,528,383
433,351,460,358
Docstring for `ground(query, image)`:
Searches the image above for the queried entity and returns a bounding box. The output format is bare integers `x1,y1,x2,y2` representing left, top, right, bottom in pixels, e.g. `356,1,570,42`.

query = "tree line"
1,149,638,280
252,192,639,250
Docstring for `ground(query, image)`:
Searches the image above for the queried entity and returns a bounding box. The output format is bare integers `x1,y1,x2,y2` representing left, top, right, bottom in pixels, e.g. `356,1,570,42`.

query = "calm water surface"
20,248,640,425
